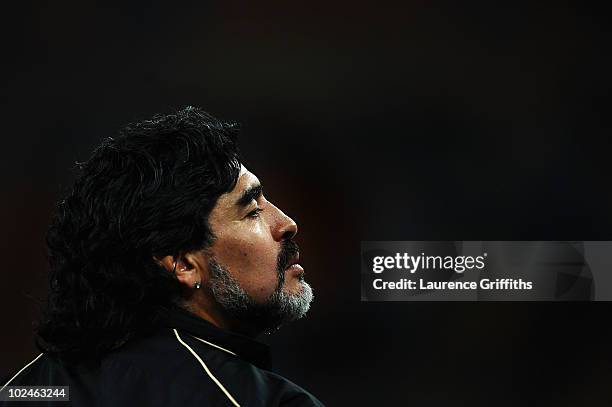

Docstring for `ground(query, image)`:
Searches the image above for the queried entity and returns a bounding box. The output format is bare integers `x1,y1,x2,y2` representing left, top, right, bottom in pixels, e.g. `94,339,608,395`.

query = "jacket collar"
156,306,272,370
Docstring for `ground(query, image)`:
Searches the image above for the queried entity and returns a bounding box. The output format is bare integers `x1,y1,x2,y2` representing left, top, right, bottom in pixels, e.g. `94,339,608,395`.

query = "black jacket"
0,307,324,406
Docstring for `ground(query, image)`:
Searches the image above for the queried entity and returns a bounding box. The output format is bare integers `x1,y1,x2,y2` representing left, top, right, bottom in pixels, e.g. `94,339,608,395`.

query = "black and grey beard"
205,242,313,334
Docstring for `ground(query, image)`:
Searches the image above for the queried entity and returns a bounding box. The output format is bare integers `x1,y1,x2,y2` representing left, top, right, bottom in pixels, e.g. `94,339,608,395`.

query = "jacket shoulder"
109,329,325,406
1,330,324,407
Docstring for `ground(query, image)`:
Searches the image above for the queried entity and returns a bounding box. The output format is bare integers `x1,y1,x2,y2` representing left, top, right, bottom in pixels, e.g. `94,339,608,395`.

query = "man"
0,107,323,406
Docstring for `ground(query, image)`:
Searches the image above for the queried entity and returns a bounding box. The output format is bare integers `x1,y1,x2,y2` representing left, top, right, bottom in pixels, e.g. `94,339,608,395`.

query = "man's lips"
285,263,304,277
284,253,303,275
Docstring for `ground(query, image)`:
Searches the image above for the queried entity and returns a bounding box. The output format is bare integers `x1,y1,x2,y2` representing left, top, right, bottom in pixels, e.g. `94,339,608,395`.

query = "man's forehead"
239,164,247,177
212,166,261,213
220,165,260,199
237,165,260,192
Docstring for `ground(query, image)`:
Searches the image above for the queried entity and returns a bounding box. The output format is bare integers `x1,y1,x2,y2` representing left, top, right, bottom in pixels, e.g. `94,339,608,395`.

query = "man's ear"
155,252,208,290
155,255,179,274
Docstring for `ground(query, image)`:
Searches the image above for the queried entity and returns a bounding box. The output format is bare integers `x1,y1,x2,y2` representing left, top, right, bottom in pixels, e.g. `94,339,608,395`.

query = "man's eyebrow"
235,184,263,207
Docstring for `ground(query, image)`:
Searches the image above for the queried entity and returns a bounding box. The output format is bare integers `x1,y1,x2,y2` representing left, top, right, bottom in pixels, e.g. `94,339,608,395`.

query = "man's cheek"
212,233,253,262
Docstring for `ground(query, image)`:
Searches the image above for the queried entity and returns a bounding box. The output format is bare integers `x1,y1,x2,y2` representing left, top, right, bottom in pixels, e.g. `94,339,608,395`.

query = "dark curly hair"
36,106,242,362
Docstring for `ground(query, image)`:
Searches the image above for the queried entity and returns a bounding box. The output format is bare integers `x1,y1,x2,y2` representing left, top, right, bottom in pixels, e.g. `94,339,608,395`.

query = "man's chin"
207,257,313,333
279,280,314,317
282,279,307,296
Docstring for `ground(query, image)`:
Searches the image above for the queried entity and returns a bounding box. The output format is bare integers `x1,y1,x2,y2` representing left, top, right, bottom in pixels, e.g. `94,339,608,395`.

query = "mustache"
277,240,300,273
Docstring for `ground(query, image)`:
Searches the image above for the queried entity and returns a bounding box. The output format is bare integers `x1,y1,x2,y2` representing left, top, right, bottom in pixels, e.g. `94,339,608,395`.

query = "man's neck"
183,295,261,338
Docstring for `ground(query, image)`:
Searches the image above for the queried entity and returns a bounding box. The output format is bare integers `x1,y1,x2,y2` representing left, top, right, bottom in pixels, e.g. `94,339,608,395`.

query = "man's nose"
270,203,298,241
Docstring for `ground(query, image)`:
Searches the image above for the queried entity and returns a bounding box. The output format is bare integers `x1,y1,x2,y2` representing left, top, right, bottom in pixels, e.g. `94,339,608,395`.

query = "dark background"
2,1,612,405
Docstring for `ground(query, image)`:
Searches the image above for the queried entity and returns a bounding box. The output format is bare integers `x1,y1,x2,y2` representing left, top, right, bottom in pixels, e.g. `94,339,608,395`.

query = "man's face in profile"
202,165,313,332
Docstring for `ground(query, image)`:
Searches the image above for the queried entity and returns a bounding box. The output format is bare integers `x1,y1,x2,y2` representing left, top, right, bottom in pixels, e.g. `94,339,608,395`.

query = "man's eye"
247,208,263,218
